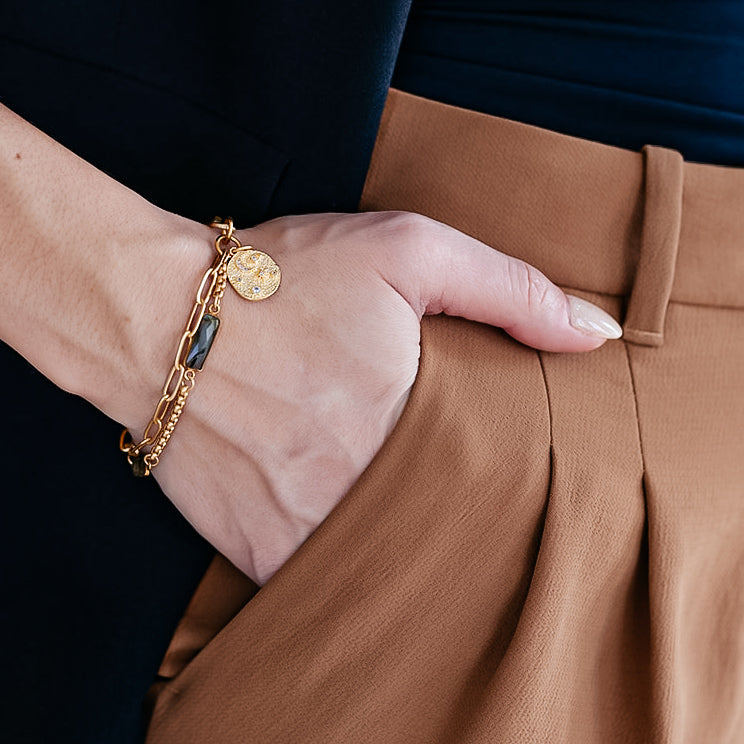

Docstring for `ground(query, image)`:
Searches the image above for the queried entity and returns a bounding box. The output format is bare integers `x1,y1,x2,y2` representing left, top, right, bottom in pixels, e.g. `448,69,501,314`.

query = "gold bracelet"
120,217,281,477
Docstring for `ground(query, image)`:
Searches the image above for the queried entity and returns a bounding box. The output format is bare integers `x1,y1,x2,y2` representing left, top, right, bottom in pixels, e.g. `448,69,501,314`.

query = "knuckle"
376,211,435,248
507,260,556,314
363,211,447,314
371,210,445,272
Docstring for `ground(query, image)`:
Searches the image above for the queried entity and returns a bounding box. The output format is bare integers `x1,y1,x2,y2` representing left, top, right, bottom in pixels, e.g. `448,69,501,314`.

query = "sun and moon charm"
226,248,281,301
210,216,282,302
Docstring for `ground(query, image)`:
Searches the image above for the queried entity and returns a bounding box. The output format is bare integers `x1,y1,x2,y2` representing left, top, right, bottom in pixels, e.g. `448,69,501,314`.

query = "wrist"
80,213,215,434
0,103,216,432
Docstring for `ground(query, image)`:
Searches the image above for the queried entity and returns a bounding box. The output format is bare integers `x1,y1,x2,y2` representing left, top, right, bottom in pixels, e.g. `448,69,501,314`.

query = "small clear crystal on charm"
226,248,281,300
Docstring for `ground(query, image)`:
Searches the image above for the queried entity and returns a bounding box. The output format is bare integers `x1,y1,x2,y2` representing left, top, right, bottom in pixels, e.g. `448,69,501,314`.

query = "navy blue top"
393,0,744,165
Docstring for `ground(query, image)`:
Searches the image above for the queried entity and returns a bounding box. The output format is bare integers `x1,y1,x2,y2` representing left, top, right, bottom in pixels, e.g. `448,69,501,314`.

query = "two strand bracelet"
119,218,281,476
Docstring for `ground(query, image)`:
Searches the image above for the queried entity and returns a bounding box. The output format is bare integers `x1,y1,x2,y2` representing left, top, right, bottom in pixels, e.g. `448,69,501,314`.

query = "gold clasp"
210,216,243,256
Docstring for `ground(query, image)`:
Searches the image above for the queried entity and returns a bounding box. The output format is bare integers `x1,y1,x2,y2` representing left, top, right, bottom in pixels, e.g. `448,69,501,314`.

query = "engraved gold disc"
226,249,281,301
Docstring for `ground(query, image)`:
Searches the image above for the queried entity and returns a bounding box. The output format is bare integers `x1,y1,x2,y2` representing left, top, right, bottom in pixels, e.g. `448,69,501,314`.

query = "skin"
0,104,617,585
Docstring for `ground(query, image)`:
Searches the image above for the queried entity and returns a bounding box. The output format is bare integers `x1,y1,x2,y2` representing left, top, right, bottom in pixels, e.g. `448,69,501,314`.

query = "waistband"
360,89,744,345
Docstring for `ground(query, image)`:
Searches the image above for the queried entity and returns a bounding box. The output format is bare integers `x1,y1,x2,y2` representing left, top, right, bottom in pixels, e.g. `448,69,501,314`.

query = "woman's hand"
144,211,621,585
0,103,620,585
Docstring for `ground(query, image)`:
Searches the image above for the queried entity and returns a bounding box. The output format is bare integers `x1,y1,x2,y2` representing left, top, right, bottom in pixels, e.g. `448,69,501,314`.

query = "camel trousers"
145,90,744,743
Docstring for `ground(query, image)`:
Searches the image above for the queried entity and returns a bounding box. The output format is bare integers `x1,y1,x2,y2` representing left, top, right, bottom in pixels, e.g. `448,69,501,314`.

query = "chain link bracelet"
119,217,281,477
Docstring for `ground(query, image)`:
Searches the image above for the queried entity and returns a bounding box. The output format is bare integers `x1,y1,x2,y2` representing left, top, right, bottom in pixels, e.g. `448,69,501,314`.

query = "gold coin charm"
226,248,281,301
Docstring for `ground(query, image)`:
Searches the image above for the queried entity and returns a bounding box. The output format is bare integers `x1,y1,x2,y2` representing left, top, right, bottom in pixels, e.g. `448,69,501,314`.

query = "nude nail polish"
567,295,623,339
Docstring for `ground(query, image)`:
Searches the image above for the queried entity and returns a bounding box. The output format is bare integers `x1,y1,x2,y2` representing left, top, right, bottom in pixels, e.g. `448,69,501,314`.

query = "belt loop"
622,145,684,346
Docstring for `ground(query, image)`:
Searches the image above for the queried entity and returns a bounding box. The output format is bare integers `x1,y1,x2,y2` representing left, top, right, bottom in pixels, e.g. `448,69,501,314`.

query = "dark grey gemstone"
186,313,220,370
131,455,148,478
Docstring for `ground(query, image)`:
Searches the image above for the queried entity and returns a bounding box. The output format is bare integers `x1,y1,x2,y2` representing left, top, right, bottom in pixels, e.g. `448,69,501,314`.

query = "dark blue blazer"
0,3,411,742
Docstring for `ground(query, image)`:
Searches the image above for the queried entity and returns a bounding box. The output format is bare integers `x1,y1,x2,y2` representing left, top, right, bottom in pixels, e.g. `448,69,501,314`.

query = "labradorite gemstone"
185,313,220,370
131,455,148,478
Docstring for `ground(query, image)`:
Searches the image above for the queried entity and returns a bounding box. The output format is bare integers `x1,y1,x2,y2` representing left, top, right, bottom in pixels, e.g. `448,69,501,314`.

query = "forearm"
0,104,210,430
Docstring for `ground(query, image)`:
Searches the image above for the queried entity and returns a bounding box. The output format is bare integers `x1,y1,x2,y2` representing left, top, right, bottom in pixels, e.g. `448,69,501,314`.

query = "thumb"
387,216,622,353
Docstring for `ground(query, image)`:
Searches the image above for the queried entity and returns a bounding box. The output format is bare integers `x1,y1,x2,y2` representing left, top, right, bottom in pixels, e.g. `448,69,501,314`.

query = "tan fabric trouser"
146,90,744,743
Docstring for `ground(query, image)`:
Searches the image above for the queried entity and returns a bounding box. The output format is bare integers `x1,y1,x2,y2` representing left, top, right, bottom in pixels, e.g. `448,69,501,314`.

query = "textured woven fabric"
145,90,744,743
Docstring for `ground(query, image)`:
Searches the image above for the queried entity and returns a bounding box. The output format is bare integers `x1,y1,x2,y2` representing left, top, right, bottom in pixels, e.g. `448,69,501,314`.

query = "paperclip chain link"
119,218,245,476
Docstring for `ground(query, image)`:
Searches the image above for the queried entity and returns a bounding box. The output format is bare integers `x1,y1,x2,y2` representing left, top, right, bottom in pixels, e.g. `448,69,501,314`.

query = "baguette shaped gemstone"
186,314,220,370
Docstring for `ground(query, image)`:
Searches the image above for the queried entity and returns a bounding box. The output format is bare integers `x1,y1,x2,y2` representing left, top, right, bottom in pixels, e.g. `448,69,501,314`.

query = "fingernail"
567,295,623,339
